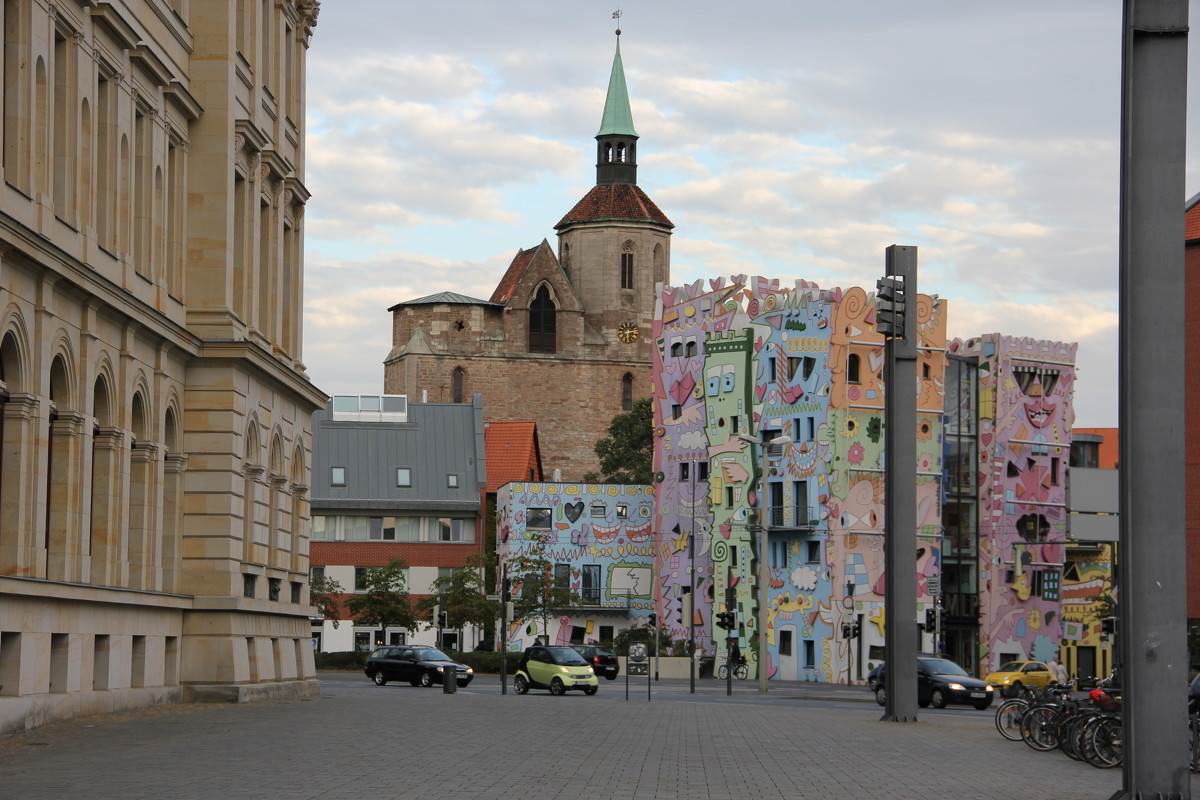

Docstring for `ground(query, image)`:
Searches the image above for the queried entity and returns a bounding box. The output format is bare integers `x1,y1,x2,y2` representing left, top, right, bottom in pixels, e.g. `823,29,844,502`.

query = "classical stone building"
384,35,671,480
0,0,326,733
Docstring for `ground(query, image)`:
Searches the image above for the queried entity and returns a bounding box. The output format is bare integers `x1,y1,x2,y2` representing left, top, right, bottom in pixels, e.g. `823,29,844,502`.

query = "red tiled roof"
554,183,674,230
484,421,542,491
490,247,538,305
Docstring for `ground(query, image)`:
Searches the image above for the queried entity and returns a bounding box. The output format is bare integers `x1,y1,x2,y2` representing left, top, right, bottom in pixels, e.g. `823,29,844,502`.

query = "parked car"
364,646,474,688
514,645,599,695
983,660,1055,697
571,644,620,680
873,655,995,710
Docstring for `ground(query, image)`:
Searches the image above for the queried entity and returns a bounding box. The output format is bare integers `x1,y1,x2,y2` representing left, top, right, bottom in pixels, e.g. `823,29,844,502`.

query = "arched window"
528,285,557,353
847,353,861,384
620,242,634,290
621,373,633,412
452,367,465,403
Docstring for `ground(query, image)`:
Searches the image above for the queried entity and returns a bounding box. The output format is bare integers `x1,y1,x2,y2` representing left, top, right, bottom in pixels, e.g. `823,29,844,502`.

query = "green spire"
597,38,638,139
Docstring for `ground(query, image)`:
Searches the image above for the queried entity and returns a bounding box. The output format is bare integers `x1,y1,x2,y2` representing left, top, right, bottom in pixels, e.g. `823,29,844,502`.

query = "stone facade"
0,0,326,733
383,39,671,481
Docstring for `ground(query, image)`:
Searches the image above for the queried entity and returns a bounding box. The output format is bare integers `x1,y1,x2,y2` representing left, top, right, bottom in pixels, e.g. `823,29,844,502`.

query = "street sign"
628,663,649,675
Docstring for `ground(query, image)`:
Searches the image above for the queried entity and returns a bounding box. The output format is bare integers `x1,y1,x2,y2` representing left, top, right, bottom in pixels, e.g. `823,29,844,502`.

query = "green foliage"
344,559,415,631
585,397,653,484
450,650,508,674
314,650,366,671
508,544,581,642
416,553,501,634
308,573,345,628
611,624,674,657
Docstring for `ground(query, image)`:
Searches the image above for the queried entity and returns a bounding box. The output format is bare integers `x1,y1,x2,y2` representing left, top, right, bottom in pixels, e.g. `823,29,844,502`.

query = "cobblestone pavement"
0,676,1191,800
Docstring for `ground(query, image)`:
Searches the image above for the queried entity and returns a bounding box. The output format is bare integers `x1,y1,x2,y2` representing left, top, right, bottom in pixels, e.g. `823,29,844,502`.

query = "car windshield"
546,646,588,666
920,658,968,676
415,648,451,661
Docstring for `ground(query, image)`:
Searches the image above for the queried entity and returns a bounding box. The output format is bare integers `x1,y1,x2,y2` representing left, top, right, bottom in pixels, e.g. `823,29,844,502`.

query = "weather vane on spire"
612,8,621,37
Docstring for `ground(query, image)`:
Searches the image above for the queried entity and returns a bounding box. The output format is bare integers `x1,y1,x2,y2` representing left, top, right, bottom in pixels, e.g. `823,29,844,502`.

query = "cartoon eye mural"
721,363,736,393
706,365,721,397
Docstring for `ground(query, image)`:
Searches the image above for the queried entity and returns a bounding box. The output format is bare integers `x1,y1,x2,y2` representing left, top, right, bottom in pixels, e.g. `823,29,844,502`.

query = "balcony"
763,505,818,530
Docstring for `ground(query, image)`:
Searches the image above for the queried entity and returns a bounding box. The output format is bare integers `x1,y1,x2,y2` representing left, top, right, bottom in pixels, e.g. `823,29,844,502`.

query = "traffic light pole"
1114,2,1190,797
879,244,919,723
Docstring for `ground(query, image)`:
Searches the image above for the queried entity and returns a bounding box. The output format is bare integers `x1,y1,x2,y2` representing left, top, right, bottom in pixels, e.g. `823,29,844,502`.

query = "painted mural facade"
496,482,656,649
951,335,1077,674
653,276,947,683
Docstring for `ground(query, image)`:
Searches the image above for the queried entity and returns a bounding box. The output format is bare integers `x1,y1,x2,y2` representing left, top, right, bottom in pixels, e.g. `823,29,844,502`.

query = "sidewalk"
0,675,1183,800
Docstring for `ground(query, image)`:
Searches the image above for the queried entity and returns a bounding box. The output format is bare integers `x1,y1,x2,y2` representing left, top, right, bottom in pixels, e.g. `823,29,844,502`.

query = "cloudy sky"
301,1,1200,428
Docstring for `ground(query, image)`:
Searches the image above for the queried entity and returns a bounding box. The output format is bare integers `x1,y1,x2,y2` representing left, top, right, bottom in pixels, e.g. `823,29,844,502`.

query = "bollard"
443,668,457,694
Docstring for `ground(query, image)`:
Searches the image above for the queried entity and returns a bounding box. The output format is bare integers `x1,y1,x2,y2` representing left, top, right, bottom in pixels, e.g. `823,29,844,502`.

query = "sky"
300,1,1200,428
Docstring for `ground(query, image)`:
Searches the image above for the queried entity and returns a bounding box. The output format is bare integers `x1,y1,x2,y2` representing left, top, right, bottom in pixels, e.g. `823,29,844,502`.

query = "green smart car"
514,645,599,695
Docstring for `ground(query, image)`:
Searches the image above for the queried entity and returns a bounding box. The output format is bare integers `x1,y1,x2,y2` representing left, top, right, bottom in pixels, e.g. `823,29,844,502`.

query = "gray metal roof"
310,393,486,512
388,291,499,310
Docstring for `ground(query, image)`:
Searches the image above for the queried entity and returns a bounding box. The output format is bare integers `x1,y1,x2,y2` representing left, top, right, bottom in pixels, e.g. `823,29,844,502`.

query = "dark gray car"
365,646,473,688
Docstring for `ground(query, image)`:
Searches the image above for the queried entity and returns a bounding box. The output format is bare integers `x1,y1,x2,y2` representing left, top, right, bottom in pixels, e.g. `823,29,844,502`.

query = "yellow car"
985,660,1055,697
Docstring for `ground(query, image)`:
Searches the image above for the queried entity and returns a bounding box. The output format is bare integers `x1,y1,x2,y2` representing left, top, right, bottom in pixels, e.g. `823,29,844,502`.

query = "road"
0,673,1188,800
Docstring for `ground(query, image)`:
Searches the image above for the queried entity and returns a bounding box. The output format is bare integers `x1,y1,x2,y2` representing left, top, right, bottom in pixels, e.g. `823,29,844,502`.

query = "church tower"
554,32,673,363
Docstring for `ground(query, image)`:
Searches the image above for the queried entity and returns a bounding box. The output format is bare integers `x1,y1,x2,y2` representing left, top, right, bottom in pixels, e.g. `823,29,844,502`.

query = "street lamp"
737,432,792,693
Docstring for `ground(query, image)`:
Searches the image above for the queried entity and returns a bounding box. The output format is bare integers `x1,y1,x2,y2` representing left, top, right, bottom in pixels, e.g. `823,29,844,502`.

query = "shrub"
315,650,367,671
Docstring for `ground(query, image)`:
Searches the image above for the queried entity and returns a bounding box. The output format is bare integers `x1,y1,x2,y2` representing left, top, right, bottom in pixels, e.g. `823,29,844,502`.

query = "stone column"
160,452,187,594
126,440,161,590
89,426,125,586
46,411,88,583
0,394,41,576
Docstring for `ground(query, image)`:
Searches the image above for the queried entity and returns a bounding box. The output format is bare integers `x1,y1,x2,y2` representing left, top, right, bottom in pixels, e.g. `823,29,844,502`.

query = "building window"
847,353,861,384
698,462,710,481
331,466,346,486
452,368,465,403
806,540,821,564
243,573,257,598
448,474,459,489
311,516,331,540
437,518,474,542
529,285,557,353
804,640,816,669
685,339,698,357
680,462,690,482
369,518,395,541
622,373,633,412
554,563,570,589
396,467,411,487
291,582,301,603
310,565,325,582
354,567,369,592
590,504,606,518
672,404,682,420
616,504,628,518
527,508,552,529
268,577,281,601
620,252,634,289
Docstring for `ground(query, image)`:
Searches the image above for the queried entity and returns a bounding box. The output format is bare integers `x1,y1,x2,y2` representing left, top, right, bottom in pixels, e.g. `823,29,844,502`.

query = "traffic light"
502,578,512,603
875,276,906,338
841,623,853,639
716,611,735,630
1100,616,1116,635
925,608,936,632
438,611,447,627
851,621,861,639
648,613,657,627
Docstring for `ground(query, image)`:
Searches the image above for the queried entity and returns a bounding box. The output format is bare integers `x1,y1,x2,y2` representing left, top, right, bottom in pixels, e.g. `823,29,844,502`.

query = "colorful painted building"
652,276,947,683
496,482,656,649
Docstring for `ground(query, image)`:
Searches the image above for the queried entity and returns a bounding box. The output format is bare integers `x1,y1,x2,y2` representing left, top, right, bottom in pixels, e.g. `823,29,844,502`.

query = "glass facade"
942,354,980,674
310,514,474,543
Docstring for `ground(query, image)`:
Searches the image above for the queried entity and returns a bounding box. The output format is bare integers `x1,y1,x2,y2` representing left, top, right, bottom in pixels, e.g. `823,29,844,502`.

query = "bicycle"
717,656,749,681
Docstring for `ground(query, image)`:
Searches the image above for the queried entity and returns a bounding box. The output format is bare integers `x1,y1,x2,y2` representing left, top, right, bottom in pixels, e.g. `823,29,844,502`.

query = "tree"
585,396,653,484
416,554,501,645
344,559,415,642
308,573,345,629
508,544,581,644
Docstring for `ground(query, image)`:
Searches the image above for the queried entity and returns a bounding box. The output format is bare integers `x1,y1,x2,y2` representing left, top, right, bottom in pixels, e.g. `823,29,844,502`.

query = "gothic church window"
528,285,557,353
452,367,465,403
622,373,633,411
620,242,634,289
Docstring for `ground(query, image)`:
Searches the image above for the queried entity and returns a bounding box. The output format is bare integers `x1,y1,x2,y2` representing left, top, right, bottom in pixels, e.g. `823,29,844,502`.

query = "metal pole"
1115,2,1190,797
757,441,769,694
881,244,918,723
689,461,697,693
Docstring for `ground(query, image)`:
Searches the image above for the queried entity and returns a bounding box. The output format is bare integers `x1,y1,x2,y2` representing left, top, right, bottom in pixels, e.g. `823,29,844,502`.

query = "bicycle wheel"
1021,706,1060,752
994,699,1028,742
717,664,729,681
1082,715,1122,769
734,663,749,680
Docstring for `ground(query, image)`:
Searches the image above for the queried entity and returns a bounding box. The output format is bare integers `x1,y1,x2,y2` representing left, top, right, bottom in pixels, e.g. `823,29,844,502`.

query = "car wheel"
584,685,598,696
420,670,434,687
874,687,886,706
930,688,948,709
1011,681,1024,699
372,671,387,686
549,677,565,696
409,678,421,687
514,674,529,695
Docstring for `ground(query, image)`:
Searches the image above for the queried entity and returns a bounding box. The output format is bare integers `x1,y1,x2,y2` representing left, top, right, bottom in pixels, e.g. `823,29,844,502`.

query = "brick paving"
0,676,1190,800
